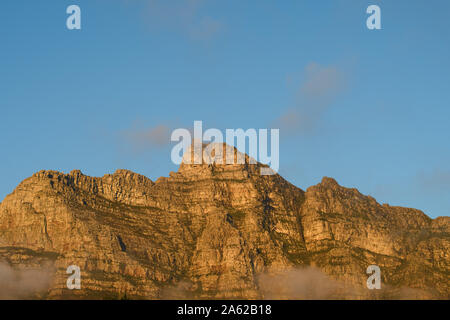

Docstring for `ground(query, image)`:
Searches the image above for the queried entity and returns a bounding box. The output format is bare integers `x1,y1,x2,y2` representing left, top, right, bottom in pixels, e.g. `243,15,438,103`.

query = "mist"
0,262,53,299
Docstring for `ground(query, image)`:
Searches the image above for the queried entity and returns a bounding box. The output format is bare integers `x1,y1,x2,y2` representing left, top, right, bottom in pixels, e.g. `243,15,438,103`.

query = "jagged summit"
0,148,449,299
320,176,339,186
28,143,271,186
178,142,271,177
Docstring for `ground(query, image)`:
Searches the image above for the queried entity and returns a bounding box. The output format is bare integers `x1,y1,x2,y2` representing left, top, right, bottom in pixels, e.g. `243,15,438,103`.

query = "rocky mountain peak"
177,143,268,179
320,176,339,187
0,149,448,299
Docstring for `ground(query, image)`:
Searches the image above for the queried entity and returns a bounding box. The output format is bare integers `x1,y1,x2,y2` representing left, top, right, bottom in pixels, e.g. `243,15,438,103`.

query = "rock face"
0,146,448,299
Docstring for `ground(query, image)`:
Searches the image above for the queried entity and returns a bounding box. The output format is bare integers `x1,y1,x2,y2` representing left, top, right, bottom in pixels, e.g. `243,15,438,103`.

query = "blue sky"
1,0,449,218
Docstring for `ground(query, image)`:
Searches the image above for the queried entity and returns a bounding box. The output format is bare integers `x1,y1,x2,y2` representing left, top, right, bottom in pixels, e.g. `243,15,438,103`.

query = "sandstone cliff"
0,146,448,299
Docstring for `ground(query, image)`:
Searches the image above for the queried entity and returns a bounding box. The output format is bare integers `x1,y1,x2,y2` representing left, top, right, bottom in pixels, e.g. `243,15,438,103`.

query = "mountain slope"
0,147,448,299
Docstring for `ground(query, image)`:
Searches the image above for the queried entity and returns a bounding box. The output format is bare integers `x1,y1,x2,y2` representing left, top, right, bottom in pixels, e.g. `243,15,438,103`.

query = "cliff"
0,146,448,299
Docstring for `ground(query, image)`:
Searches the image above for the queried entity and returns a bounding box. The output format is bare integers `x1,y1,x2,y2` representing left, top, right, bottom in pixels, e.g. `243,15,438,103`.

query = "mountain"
0,145,448,299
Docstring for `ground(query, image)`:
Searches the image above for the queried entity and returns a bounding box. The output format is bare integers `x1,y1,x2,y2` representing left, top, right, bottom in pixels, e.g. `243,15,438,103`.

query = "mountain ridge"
0,148,448,299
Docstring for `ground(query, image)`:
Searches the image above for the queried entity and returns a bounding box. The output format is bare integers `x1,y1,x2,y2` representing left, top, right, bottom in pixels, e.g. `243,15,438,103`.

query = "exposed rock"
0,145,448,299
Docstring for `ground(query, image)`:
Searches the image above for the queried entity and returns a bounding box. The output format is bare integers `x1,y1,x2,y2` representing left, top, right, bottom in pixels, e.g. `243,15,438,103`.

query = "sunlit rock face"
0,145,448,299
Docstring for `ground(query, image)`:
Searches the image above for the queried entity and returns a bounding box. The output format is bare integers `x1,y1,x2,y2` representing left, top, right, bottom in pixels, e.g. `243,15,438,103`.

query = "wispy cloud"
257,266,431,300
155,266,432,299
417,168,450,192
120,123,172,154
275,62,348,135
300,62,346,101
0,262,52,299
140,0,223,40
257,267,354,299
